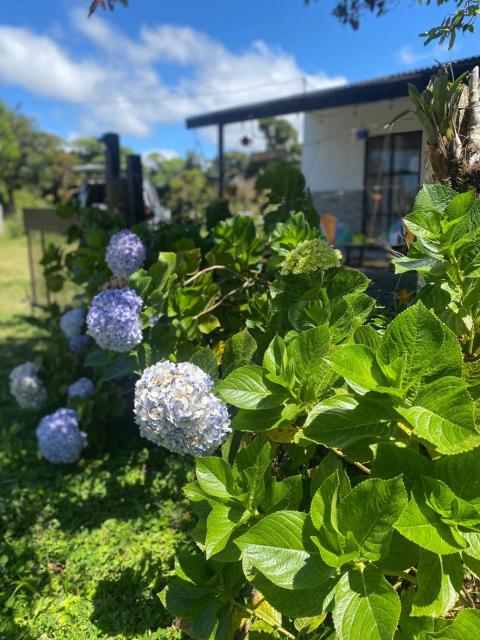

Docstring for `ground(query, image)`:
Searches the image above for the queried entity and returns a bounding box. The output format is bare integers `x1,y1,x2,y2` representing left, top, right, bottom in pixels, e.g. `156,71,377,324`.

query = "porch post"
218,123,224,198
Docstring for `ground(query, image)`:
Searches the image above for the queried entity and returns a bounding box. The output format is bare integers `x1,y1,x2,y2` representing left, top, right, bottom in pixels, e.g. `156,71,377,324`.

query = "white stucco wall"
301,97,423,193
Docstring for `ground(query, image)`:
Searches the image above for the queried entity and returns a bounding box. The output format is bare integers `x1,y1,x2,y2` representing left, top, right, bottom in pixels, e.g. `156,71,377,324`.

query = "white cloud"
0,26,104,101
0,7,346,150
395,43,460,67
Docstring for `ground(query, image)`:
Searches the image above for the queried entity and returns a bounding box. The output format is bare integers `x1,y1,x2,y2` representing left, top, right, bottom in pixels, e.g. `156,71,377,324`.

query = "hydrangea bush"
12,170,480,637
9,362,47,409
36,408,87,463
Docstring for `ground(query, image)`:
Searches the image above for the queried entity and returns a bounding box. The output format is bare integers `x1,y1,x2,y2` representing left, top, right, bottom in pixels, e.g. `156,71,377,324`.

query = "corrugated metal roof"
186,55,480,129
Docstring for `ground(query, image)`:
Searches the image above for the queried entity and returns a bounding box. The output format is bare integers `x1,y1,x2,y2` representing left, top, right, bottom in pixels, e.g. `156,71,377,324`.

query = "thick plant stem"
331,447,371,475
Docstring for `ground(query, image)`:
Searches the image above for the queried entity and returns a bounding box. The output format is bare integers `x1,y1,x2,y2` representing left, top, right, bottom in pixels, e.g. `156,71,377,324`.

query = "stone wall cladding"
312,190,364,235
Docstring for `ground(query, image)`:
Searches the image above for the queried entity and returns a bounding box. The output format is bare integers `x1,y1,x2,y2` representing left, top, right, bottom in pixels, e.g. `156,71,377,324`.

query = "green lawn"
0,235,190,640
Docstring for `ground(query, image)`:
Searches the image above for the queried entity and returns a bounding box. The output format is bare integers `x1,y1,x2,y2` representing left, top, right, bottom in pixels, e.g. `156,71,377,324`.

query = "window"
363,131,422,241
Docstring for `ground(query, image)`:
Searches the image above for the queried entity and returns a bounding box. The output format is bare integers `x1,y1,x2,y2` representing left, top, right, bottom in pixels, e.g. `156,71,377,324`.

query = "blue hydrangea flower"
60,308,86,339
68,335,91,354
68,377,95,400
9,362,47,410
134,361,231,456
36,408,87,464
87,288,143,352
106,230,146,279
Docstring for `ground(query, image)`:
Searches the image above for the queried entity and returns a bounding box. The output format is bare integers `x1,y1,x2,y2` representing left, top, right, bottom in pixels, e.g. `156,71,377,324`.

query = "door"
363,131,422,242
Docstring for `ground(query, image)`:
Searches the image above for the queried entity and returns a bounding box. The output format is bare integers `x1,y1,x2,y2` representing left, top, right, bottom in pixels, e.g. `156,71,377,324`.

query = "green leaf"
338,476,408,561
329,344,396,395
378,530,419,573
394,490,467,555
217,365,287,410
420,476,480,528
287,326,330,381
427,609,480,639
310,469,356,568
236,511,332,590
333,567,401,640
222,329,257,375
262,475,303,513
190,347,218,379
205,504,247,558
397,377,480,455
234,435,271,511
371,444,433,486
411,550,463,618
301,395,394,449
377,303,462,390
198,313,221,335
263,335,294,387
196,457,235,501
433,448,480,506
231,407,284,432
245,570,337,618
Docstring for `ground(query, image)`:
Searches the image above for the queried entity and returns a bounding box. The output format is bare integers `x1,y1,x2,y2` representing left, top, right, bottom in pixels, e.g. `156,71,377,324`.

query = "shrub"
13,177,480,638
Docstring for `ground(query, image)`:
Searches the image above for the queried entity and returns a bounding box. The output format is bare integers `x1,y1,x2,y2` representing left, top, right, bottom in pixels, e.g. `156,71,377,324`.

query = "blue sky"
0,0,478,158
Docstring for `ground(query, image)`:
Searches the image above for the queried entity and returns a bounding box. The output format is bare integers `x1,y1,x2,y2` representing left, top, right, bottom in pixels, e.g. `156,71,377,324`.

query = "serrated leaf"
301,395,395,449
394,490,467,555
371,443,433,486
205,504,247,558
333,567,401,640
412,550,463,618
222,329,257,375
287,326,330,381
398,377,480,455
236,511,333,589
329,344,395,395
190,347,218,379
433,448,480,506
427,609,480,639
377,303,462,390
217,365,288,410
196,457,235,501
231,407,284,432
338,476,408,561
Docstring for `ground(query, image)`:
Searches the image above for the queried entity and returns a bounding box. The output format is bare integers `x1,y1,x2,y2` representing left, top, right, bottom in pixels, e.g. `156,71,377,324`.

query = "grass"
0,234,191,639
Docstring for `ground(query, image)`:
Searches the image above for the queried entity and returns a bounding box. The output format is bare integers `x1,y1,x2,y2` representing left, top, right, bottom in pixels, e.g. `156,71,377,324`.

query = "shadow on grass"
50,447,192,533
90,555,172,637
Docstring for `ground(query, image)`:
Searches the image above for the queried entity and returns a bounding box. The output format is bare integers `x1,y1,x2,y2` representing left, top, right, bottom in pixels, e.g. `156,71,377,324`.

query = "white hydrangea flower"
134,361,231,456
60,308,86,339
281,238,340,275
9,362,47,410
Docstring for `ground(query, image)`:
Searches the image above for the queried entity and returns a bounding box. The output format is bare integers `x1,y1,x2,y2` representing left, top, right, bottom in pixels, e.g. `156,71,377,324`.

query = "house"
186,55,480,244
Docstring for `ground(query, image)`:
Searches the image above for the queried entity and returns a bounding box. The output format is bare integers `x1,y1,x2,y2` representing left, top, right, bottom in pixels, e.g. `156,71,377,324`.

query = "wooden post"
218,123,224,198
126,154,146,224
101,132,120,178
101,132,124,215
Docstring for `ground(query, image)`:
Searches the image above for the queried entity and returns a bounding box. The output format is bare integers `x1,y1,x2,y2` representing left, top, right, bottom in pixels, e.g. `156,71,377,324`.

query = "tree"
0,102,76,211
145,151,214,220
305,0,480,48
